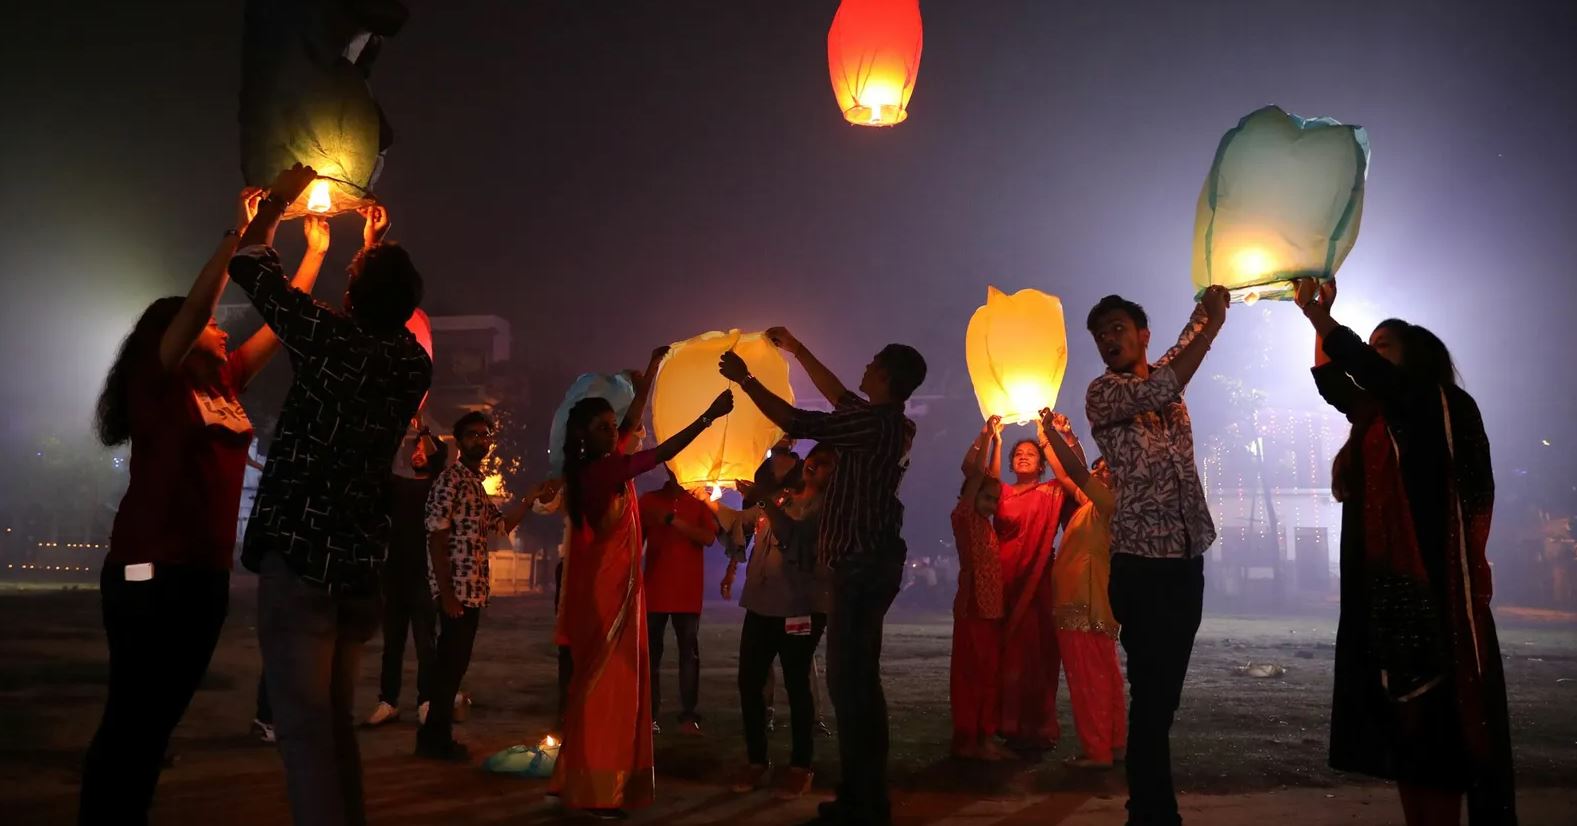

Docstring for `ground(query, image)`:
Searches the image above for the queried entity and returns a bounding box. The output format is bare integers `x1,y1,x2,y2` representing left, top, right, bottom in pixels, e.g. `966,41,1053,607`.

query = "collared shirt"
425,461,506,608
639,486,719,614
387,440,448,584
1085,305,1216,559
784,392,915,567
228,246,432,592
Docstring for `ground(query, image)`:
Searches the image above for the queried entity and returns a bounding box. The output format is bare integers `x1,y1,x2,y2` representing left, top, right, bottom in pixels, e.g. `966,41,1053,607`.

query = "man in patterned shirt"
231,165,431,824
1084,287,1228,826
418,411,548,759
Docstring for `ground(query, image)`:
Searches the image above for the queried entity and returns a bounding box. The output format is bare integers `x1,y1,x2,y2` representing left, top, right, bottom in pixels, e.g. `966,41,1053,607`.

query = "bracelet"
699,415,714,428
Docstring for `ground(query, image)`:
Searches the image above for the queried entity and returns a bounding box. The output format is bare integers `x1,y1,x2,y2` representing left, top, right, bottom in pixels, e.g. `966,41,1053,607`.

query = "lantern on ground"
965,286,1068,424
1192,105,1371,303
653,330,794,491
547,373,637,476
827,0,924,127
239,0,408,217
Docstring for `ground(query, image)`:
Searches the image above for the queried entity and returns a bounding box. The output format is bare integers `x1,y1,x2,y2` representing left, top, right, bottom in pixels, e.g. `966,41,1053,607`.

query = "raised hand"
982,414,1002,436
703,389,735,422
1293,278,1317,310
268,163,317,207
1201,284,1230,328
718,350,750,383
765,326,802,355
302,215,330,255
237,187,265,230
358,204,390,248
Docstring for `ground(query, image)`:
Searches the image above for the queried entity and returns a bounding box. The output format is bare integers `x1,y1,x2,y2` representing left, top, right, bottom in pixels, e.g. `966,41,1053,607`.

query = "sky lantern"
547,373,637,476
653,330,794,492
965,286,1068,425
1192,105,1371,303
827,0,924,127
239,0,408,218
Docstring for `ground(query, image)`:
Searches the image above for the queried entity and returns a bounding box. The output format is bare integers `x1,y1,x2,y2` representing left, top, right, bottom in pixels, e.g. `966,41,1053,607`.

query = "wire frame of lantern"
827,0,924,127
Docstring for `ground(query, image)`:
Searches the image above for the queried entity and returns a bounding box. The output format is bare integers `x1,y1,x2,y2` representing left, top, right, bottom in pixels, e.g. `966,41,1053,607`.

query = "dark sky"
3,1,1575,535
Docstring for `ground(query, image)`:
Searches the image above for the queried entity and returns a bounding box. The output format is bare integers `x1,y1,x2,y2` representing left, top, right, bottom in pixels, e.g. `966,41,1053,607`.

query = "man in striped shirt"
720,328,925,826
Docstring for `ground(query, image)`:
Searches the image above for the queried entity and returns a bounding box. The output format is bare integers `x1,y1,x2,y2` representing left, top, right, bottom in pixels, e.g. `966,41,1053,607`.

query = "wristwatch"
699,415,715,428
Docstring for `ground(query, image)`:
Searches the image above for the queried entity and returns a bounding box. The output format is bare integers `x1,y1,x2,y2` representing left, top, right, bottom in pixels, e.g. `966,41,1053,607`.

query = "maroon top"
107,341,253,571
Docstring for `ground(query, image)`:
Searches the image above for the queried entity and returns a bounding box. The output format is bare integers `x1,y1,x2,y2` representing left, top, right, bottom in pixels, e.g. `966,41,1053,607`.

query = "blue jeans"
258,552,380,826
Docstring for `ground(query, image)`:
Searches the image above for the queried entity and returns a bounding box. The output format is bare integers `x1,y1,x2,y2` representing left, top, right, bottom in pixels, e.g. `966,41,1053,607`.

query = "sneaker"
418,701,430,726
364,701,400,727
814,719,833,738
774,766,813,800
651,720,662,735
678,719,703,736
250,719,276,744
454,691,471,723
730,762,771,793
414,737,471,762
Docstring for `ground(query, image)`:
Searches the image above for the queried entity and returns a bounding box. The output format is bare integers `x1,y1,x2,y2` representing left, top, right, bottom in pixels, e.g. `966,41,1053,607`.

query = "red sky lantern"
827,0,924,127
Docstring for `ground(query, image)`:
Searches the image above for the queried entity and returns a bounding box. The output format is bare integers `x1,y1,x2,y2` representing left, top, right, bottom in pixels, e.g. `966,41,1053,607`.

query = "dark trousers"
418,605,482,746
257,672,272,724
257,552,380,826
739,610,827,767
826,551,905,824
649,611,702,722
1108,554,1204,826
79,564,229,826
377,573,436,707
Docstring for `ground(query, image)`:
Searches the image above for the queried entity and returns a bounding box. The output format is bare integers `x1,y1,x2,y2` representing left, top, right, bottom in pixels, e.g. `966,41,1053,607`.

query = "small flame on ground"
541,735,560,749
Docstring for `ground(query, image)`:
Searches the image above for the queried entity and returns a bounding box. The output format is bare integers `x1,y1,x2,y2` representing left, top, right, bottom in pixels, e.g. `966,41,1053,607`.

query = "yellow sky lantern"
827,0,923,127
653,330,794,491
965,286,1068,424
1192,105,1371,303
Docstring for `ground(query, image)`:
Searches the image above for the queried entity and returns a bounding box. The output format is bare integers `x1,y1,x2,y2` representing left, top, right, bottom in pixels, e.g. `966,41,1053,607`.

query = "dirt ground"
2,582,1573,825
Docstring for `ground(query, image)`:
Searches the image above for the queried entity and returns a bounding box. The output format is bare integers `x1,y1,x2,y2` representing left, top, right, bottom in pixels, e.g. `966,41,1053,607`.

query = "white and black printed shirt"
229,246,432,593
425,462,507,608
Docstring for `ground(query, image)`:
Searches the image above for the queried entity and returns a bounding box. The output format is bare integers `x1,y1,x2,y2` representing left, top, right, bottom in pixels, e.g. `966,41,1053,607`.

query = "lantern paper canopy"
1192,105,1371,303
965,287,1068,425
547,373,637,476
827,0,924,127
239,0,408,218
653,331,794,491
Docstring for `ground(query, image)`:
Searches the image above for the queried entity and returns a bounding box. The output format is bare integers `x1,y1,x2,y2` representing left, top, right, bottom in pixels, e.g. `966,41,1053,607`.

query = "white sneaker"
454,692,471,722
418,701,430,726
364,701,400,727
251,718,276,744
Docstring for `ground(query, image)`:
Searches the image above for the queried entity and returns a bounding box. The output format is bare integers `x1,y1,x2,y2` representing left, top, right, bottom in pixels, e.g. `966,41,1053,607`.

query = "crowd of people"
80,163,1517,826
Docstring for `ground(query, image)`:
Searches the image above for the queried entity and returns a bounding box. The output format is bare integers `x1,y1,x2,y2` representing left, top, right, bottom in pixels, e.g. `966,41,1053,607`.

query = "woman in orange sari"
993,431,1067,753
550,345,732,819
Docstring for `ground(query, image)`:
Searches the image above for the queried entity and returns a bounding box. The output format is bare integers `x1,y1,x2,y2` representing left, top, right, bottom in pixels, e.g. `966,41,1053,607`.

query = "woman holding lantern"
549,344,733,819
991,425,1068,754
948,416,1013,761
1296,279,1515,825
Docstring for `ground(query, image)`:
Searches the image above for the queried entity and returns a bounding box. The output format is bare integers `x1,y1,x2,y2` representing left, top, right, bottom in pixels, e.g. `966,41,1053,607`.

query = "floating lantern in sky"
1192,105,1371,303
827,0,923,127
965,286,1068,424
239,0,407,218
653,330,794,491
547,373,636,475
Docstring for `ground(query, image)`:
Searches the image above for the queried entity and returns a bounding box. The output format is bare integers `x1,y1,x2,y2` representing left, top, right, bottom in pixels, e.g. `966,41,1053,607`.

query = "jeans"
649,611,701,723
377,573,436,708
418,605,481,746
79,563,229,826
739,610,827,768
826,548,905,824
1108,554,1205,826
258,552,380,826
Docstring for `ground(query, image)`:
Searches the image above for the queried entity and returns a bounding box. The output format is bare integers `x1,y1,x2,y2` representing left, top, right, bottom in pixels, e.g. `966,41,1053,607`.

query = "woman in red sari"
992,431,1067,753
550,345,732,819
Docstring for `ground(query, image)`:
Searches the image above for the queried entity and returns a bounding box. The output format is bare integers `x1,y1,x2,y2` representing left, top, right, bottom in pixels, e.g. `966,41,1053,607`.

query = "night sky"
3,1,1574,547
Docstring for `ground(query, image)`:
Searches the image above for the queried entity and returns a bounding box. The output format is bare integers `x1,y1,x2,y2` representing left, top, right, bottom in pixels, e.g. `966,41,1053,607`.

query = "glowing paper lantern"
827,0,923,127
1192,105,1371,303
965,286,1068,424
547,373,636,475
653,330,794,491
239,0,408,218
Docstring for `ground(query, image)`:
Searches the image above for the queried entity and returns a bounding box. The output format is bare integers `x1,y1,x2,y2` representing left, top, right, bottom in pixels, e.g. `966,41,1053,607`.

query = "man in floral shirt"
1084,287,1228,826
418,412,545,760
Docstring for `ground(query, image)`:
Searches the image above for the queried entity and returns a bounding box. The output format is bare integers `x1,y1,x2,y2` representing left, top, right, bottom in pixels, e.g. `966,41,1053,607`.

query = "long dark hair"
1375,318,1460,388
95,297,184,447
561,396,615,528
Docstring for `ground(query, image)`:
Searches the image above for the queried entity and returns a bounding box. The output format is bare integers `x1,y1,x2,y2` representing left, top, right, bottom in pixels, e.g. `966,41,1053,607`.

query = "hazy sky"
3,1,1574,531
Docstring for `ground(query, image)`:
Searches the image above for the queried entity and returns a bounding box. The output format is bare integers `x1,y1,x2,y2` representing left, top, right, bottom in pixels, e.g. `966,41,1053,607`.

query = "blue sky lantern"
547,373,636,476
1192,105,1371,303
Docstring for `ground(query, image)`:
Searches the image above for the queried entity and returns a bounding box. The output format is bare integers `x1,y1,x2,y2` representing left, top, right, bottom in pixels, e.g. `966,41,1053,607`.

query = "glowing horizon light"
306,180,333,213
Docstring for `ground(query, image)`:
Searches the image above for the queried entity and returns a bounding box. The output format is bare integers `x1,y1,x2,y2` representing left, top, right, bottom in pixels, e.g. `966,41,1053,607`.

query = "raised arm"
960,416,999,508
158,188,262,372
1298,278,1408,405
1157,286,1229,385
653,391,734,464
230,214,332,390
720,350,801,430
622,345,670,441
1037,409,1089,494
767,326,849,405
1087,288,1227,427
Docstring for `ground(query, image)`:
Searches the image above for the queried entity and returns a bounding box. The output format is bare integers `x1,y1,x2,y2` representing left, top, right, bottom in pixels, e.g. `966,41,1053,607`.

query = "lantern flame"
709,484,724,502
306,180,333,213
1230,246,1276,281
